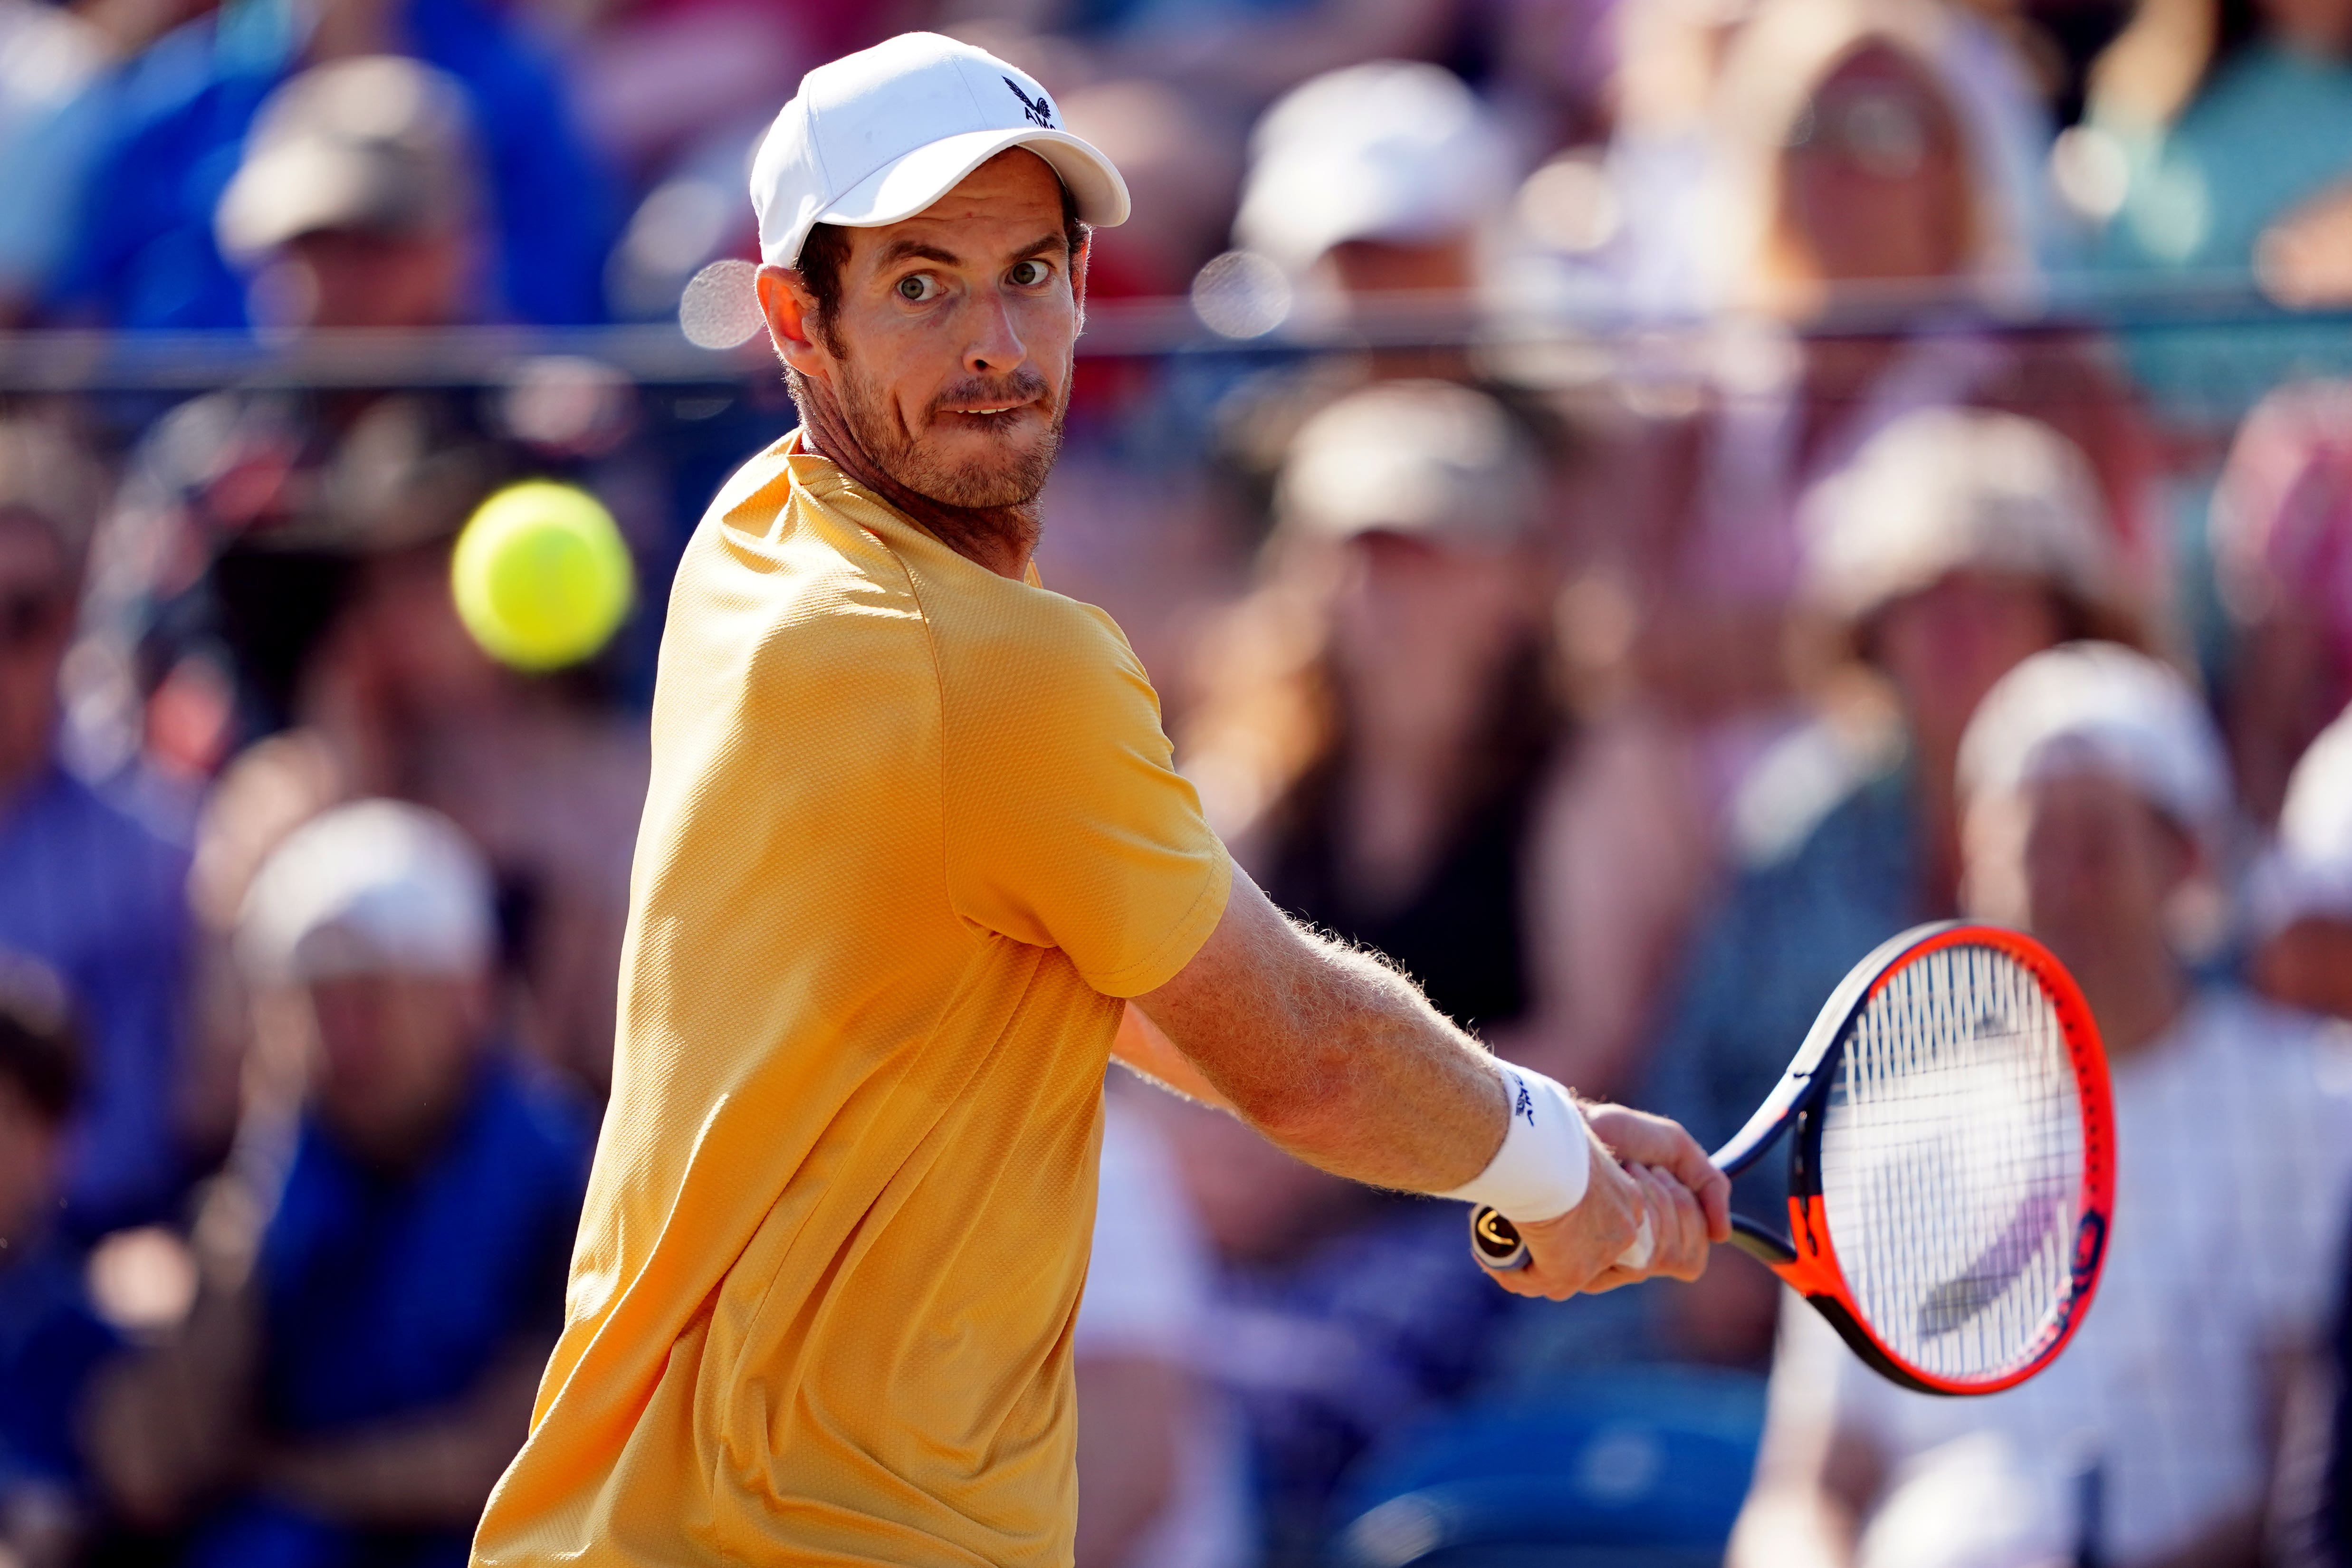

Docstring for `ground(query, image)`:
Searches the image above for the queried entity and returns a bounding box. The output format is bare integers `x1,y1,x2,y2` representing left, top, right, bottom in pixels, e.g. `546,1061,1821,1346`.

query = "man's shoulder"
669,440,937,670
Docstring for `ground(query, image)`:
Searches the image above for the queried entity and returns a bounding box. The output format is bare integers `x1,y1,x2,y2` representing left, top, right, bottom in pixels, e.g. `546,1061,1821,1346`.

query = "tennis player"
471,32,1729,1568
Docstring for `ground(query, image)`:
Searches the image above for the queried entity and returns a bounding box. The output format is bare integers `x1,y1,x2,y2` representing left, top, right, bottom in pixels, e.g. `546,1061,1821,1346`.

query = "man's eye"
896,275,937,302
1008,260,1050,287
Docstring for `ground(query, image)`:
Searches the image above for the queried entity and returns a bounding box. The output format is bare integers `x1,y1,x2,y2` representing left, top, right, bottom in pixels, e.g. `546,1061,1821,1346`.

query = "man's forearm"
1134,871,1506,1193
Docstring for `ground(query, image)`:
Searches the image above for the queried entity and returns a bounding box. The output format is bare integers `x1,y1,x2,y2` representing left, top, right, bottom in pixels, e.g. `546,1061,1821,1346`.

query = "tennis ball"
450,481,635,672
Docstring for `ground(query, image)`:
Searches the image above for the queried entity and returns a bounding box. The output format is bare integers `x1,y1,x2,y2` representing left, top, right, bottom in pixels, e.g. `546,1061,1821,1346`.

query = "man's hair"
0,955,82,1127
790,181,1087,357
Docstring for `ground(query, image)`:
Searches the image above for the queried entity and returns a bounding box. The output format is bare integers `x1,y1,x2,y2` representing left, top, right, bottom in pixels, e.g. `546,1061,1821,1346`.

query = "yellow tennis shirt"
470,433,1231,1568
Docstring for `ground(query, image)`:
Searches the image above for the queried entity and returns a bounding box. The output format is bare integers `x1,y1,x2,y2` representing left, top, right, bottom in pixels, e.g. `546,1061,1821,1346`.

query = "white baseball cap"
1278,381,1544,547
1800,407,2119,630
750,32,1130,269
238,800,496,985
1957,641,2232,838
1234,61,1514,274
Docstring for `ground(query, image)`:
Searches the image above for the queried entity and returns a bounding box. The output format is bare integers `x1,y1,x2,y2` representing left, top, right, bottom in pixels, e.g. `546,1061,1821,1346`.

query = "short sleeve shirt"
472,434,1232,1568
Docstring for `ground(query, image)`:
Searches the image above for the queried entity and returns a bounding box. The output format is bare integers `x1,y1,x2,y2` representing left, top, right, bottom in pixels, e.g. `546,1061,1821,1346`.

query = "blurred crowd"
5,0,2352,1563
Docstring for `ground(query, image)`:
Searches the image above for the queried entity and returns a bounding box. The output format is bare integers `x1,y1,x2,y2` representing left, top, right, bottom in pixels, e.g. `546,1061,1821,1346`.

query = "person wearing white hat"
1233,60,1515,287
474,32,1728,1568
1734,642,2352,1568
87,801,590,1566
2250,704,2352,1023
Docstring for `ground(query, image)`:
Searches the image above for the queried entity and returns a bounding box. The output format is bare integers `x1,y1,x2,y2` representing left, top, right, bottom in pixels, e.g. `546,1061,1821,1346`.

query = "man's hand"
1485,1103,1731,1301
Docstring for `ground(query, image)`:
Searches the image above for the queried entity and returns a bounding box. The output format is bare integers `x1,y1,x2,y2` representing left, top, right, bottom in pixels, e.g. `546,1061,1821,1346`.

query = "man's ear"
757,264,830,379
1069,230,1090,330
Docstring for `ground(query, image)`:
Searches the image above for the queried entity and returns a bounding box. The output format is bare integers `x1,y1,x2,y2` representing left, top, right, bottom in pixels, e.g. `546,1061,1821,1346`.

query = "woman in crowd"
1169,379,1569,1562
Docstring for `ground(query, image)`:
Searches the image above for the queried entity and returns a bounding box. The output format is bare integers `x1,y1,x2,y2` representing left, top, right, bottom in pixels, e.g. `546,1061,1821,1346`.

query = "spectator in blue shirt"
86,800,588,1568
42,0,615,329
0,420,194,1238
0,955,122,1568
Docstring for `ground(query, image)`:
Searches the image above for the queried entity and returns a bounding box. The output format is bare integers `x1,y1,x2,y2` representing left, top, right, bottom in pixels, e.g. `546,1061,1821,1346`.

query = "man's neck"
794,379,1038,582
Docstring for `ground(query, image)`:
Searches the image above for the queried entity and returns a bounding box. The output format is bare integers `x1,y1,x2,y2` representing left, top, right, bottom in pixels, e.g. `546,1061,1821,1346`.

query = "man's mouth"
940,402,1032,419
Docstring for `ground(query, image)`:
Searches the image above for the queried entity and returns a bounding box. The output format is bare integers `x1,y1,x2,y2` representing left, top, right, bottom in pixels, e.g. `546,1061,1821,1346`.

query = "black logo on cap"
1004,77,1055,128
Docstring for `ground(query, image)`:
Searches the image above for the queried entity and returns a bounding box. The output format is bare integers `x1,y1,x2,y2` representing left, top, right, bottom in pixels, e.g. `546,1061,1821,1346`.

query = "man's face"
303,968,487,1167
1872,570,2066,754
1968,770,2192,968
0,517,72,792
761,150,1085,510
263,228,469,331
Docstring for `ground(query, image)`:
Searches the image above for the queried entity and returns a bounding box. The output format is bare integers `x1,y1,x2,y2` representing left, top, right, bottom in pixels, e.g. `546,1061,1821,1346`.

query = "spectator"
0,418,194,1237
2090,0,2352,291
87,800,588,1568
1731,641,2352,1568
1075,1079,1249,1568
42,0,615,329
2248,701,2352,1022
1643,408,2139,1360
1234,60,1515,307
2209,380,2352,822
0,956,121,1568
214,57,485,333
0,0,107,320
1171,381,1558,1559
1186,380,1567,1044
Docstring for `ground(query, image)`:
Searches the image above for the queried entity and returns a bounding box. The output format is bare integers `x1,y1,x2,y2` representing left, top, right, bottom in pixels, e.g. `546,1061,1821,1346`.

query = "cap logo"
1004,77,1055,128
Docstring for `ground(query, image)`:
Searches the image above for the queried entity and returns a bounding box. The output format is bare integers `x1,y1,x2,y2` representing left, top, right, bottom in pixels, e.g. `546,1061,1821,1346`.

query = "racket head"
1763,921,2114,1397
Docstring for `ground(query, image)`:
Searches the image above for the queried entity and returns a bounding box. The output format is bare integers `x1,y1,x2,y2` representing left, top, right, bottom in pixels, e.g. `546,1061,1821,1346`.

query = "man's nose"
962,292,1029,378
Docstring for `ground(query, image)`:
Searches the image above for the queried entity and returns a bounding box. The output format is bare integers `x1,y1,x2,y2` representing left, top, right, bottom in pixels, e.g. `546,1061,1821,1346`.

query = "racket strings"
1821,945,2084,1384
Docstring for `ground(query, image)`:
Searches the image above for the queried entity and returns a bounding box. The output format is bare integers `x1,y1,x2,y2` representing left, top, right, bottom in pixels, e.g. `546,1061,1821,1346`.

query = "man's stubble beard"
837,355,1065,510
790,349,1068,569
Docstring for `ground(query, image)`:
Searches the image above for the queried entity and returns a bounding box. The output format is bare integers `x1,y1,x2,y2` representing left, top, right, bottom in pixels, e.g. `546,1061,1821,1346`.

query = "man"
0,419,192,1237
0,956,120,1568
42,0,613,329
214,56,485,333
90,800,588,1568
473,32,1729,1568
1731,643,2352,1568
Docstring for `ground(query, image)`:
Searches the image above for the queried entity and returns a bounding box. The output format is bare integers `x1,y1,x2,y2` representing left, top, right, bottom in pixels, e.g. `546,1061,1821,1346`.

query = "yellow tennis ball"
450,482,635,672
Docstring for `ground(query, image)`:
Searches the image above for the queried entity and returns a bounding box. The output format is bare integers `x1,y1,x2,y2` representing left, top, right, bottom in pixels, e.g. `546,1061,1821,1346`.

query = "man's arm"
1124,868,1730,1299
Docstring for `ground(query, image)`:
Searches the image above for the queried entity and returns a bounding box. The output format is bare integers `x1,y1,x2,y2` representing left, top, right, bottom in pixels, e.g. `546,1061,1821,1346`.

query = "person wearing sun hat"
473,30,1727,1568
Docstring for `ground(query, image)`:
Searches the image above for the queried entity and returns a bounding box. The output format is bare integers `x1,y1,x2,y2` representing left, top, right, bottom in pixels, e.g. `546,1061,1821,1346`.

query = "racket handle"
1468,1206,1653,1273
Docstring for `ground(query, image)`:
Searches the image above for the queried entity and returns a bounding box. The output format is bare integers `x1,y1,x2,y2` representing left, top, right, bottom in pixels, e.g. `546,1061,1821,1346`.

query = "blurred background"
5,0,2352,1562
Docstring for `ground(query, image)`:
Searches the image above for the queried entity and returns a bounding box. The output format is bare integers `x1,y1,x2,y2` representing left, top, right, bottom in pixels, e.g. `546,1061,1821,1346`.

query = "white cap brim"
774,126,1128,267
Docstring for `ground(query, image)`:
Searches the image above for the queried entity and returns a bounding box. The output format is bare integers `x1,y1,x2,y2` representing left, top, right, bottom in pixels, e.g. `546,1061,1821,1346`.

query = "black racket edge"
1464,920,1969,1275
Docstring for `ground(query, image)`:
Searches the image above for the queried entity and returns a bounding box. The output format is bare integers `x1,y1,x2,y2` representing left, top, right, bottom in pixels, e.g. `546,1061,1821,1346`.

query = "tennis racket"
1471,920,2114,1396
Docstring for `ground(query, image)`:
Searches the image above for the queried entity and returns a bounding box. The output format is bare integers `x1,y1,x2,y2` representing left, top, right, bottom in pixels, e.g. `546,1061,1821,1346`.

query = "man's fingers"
1648,1167,1710,1281
1587,1105,1731,1243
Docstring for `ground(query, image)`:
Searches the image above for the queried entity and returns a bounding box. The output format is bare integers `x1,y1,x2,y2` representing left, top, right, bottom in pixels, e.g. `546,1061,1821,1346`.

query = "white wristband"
1437,1066,1591,1223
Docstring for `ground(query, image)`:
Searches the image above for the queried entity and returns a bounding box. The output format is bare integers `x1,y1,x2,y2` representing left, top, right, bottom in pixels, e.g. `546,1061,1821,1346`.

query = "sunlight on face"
798,151,1083,510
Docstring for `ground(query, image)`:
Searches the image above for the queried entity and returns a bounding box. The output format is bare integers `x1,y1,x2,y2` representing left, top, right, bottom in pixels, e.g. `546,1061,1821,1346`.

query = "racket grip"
1468,1206,1654,1273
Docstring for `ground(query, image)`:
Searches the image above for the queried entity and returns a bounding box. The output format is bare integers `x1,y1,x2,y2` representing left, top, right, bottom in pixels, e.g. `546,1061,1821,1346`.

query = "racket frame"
1716,919,2115,1396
